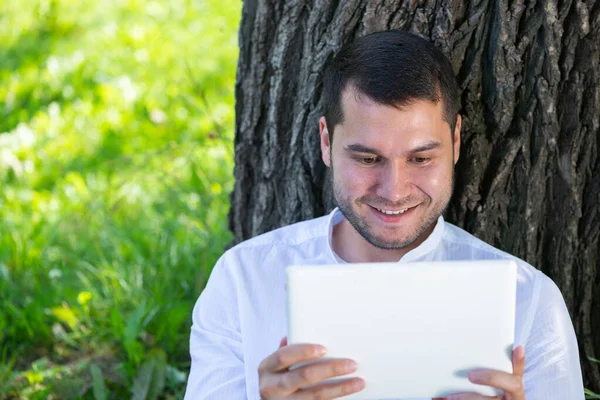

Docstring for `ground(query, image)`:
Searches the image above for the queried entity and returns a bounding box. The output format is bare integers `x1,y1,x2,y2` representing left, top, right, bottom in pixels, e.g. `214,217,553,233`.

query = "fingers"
294,377,365,400
260,358,361,399
468,369,523,394
259,342,360,399
258,344,327,374
446,394,501,400
282,358,359,392
458,348,526,400
512,345,525,377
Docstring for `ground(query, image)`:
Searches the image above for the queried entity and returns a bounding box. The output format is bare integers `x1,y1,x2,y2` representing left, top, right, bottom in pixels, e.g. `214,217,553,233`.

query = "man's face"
320,87,461,250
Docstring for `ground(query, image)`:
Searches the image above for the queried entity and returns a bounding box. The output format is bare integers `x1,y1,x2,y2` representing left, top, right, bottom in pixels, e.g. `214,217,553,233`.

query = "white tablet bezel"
286,260,517,399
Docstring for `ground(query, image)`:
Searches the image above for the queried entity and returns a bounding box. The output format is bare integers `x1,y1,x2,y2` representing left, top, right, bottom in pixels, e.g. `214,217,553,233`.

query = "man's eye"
361,157,377,165
411,157,430,164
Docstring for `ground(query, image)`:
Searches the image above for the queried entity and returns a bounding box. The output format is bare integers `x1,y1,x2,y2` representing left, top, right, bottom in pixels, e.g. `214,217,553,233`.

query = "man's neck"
331,219,434,263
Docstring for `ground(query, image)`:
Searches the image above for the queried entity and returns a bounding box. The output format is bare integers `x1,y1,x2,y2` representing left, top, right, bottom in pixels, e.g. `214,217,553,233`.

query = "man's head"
319,30,461,252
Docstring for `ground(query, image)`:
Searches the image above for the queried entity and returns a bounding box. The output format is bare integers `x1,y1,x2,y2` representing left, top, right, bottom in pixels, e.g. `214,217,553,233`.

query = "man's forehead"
333,94,452,150
339,83,442,112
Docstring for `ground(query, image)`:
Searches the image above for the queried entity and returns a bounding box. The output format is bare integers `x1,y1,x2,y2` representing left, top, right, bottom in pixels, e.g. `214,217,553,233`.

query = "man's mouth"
372,205,417,215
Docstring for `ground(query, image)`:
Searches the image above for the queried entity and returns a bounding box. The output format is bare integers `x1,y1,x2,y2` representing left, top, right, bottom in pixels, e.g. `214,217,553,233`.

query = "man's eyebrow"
344,144,382,156
344,141,443,156
408,141,443,154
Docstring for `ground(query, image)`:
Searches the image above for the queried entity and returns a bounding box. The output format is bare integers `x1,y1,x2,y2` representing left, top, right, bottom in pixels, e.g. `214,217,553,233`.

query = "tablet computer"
286,260,517,399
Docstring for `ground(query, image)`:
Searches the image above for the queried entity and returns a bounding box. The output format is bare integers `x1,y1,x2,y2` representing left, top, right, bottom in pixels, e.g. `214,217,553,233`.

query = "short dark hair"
322,30,460,139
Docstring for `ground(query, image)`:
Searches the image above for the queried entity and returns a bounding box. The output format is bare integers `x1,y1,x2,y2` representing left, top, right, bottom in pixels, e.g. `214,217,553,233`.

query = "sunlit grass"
0,0,241,397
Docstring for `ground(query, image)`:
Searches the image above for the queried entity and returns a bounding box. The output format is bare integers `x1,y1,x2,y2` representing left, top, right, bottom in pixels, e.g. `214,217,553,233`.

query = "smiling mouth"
372,205,416,215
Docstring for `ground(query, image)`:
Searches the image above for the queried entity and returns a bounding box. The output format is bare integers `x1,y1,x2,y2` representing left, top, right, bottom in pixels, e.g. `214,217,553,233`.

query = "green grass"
0,0,241,398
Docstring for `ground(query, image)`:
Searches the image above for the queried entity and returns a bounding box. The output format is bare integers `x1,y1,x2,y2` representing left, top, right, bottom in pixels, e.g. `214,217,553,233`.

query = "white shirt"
185,208,584,399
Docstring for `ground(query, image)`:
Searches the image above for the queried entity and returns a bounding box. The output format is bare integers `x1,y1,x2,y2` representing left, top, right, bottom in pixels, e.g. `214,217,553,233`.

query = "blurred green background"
0,0,240,398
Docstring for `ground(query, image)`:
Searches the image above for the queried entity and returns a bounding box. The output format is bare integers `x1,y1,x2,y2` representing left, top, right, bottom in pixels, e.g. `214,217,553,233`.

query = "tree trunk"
229,0,600,390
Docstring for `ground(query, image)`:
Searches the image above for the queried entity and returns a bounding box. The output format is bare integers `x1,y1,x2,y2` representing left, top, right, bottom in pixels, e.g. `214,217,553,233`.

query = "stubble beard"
330,167,454,251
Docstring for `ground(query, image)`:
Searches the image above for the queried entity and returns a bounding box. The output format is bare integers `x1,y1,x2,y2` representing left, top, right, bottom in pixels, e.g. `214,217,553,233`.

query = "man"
184,30,584,399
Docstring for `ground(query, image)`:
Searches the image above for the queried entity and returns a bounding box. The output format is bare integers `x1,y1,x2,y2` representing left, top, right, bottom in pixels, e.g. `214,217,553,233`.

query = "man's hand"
438,346,526,400
258,337,365,399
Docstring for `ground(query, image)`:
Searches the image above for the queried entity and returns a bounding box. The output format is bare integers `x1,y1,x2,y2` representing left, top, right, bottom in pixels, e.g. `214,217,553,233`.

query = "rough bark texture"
230,0,600,390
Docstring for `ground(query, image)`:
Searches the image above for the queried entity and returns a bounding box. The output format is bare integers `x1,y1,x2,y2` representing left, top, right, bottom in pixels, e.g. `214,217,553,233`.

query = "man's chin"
362,234,418,251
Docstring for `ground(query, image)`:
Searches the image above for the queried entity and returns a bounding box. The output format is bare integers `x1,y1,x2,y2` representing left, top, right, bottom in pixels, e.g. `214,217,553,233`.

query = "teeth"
377,208,409,215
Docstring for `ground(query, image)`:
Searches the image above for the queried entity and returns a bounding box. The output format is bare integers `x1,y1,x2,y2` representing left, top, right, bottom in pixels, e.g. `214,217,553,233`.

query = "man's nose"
375,161,409,203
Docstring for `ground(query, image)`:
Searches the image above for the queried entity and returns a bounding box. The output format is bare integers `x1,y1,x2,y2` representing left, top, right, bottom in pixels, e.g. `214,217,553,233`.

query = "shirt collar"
325,207,445,264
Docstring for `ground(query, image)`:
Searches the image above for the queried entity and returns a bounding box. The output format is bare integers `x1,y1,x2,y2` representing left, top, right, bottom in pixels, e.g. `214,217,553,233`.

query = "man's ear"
453,114,461,165
319,116,332,167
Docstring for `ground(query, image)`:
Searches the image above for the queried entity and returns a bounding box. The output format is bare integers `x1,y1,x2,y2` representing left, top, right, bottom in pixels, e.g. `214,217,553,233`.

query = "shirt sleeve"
523,273,585,399
184,254,247,399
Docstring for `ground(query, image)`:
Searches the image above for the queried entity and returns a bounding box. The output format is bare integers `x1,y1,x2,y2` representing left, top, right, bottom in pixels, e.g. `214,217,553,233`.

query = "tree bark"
230,0,600,390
